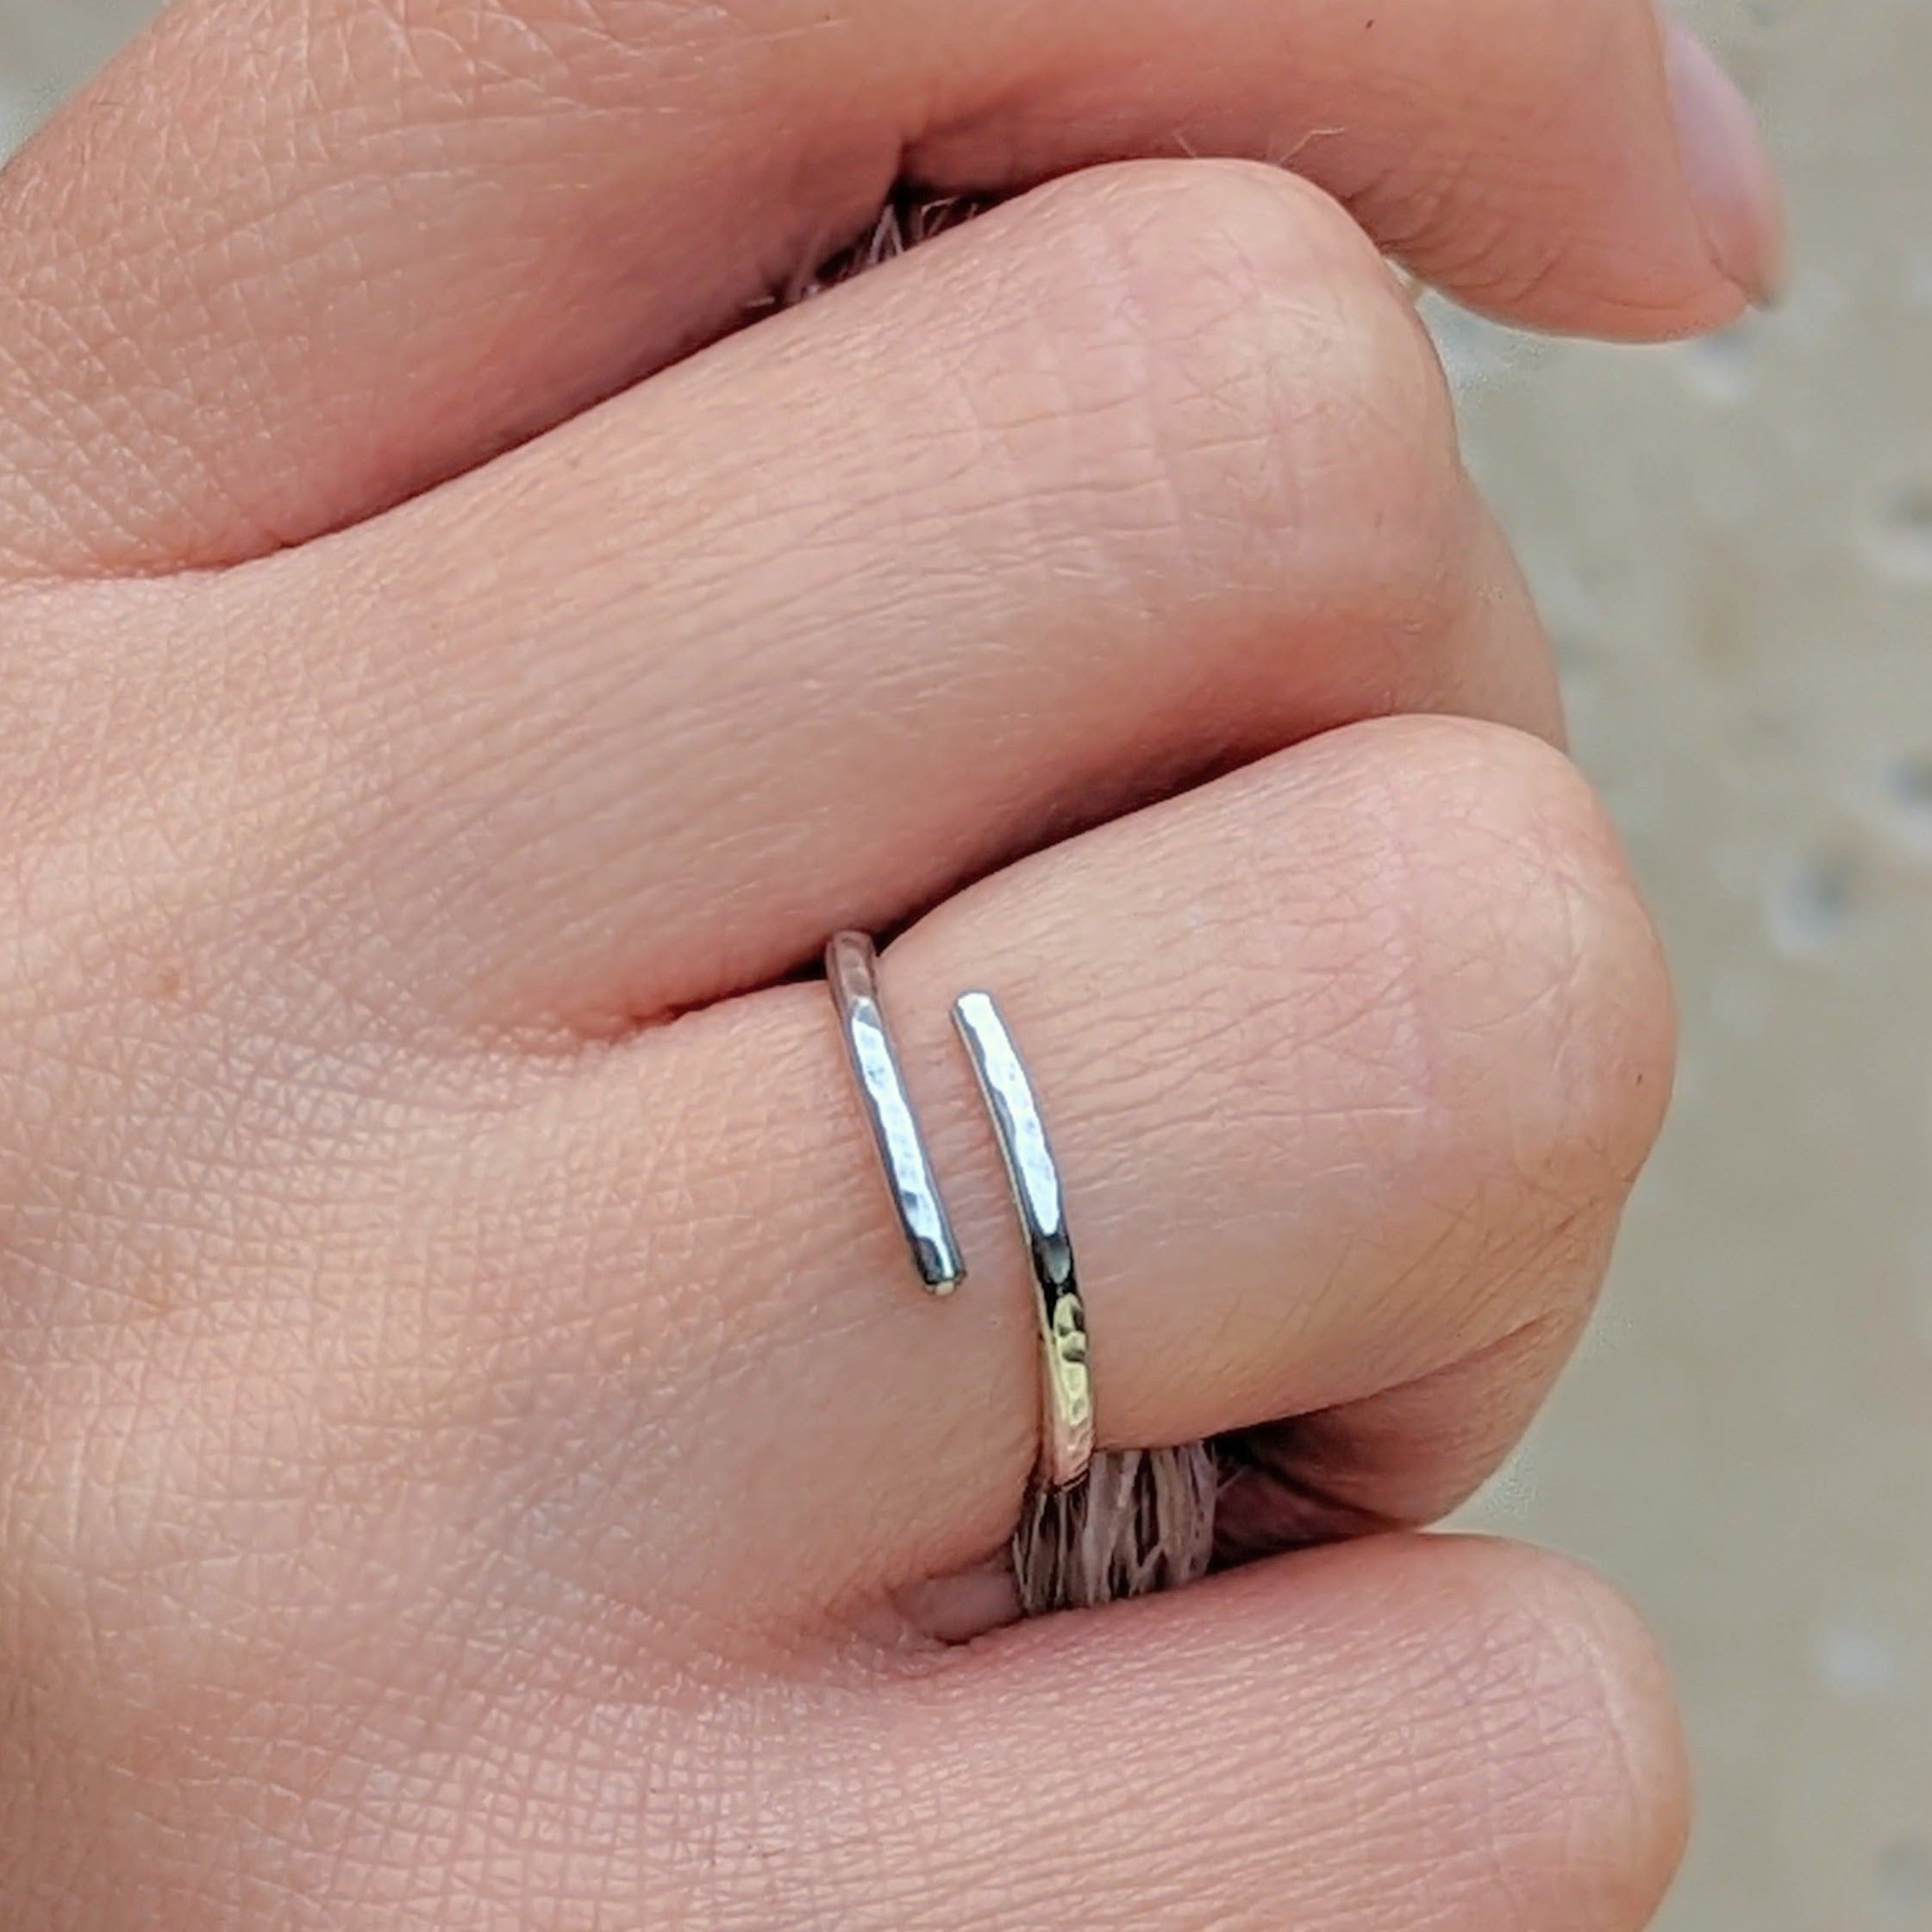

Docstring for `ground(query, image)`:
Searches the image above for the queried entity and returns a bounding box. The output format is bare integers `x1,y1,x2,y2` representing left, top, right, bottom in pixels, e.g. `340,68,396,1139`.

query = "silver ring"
828,939,1216,1616
952,988,1216,1615
951,990,1095,1491
826,932,964,1295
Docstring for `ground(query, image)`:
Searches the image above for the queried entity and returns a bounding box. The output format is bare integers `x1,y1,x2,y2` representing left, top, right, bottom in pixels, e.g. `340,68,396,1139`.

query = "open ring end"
950,990,1096,1491
826,932,965,1295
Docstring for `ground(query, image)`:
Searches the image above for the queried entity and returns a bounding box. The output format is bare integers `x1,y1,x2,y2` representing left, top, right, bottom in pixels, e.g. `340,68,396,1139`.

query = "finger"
1211,1307,1596,1560
443,717,1671,1628
766,1538,1687,1932
0,0,1779,577
237,161,1560,1035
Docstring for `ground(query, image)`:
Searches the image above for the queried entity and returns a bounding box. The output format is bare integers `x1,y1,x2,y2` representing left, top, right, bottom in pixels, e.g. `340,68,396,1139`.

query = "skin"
0,0,1782,1926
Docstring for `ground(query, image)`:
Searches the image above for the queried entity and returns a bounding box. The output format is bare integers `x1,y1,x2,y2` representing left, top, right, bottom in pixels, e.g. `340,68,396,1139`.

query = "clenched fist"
0,0,1779,1925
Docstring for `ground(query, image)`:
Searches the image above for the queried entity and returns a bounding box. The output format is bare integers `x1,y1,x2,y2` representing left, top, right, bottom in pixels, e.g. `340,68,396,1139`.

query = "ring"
952,988,1216,1614
951,990,1095,1491
828,935,1216,1615
826,931,965,1294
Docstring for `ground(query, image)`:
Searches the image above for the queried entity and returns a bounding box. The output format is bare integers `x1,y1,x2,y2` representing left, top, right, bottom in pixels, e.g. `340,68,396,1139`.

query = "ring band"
826,932,965,1294
951,990,1095,1492
828,935,1213,1615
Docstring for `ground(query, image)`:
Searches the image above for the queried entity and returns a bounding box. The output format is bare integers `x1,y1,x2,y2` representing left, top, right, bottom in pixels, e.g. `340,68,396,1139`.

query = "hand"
0,0,1779,1925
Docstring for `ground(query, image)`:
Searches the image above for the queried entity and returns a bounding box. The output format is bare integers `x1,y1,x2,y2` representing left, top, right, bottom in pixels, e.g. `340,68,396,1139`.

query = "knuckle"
1432,1541,1691,1931
1378,717,1676,1211
1013,159,1464,606
1490,730,1676,1187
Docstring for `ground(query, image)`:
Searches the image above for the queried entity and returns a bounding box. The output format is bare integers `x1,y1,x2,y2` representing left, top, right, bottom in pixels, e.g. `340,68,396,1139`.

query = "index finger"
0,0,1779,578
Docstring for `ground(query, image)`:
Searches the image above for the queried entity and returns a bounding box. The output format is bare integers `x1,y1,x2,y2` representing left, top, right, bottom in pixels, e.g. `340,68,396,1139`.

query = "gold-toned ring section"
827,932,965,1294
951,991,1095,1491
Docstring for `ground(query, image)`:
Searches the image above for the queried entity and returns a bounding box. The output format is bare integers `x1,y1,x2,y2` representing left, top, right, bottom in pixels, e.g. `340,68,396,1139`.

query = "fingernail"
1661,15,1785,307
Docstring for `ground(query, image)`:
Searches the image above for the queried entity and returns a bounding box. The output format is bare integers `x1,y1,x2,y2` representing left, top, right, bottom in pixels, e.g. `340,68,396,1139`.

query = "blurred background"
3,0,1927,1925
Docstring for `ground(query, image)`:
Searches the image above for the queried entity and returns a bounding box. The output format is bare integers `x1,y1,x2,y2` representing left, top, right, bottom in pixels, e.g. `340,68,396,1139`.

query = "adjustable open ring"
825,931,1216,1615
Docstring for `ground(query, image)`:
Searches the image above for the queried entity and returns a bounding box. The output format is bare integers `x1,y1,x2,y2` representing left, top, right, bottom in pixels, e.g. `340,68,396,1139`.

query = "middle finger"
235,159,1558,1038
428,716,1670,1637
